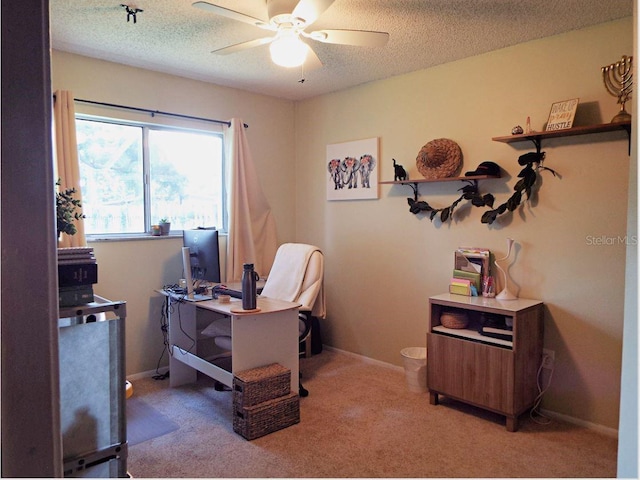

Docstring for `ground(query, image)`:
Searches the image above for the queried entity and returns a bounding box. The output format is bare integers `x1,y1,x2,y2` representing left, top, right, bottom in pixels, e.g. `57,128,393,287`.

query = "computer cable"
529,354,554,425
163,283,187,296
172,298,197,355
153,292,197,379
152,295,171,380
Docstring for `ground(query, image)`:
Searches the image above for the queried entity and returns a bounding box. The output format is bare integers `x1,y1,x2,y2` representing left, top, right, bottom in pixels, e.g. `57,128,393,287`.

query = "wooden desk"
160,291,300,392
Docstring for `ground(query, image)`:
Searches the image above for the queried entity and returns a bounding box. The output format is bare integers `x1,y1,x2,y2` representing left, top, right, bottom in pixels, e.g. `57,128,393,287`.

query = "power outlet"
542,348,555,369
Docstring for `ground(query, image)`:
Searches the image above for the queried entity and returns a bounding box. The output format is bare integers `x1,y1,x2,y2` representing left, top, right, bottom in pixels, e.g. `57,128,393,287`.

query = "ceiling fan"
192,0,389,69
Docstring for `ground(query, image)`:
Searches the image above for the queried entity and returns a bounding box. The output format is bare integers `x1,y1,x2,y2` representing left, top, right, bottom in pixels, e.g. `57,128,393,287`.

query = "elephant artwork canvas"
326,137,379,201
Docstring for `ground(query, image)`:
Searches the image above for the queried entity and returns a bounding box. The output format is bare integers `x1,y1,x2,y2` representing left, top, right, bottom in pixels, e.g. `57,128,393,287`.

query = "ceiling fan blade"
192,1,272,30
292,0,336,26
212,36,275,55
303,44,323,71
305,29,389,47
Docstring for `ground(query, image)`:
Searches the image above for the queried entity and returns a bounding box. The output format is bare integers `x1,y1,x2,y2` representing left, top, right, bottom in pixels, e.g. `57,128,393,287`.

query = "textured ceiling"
50,0,633,101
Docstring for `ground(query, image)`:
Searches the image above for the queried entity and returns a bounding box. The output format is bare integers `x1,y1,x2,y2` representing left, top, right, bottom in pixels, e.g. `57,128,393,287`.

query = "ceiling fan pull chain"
299,62,306,83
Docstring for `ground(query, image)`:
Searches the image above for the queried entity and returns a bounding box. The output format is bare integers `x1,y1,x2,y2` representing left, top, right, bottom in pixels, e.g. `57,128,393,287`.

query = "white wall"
294,18,633,430
51,51,298,378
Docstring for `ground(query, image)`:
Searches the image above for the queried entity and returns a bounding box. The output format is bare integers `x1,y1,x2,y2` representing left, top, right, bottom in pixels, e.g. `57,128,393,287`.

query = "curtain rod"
64,96,248,128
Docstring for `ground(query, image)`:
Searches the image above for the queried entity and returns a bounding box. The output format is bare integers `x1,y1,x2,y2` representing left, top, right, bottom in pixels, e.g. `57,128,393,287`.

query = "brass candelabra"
601,55,633,123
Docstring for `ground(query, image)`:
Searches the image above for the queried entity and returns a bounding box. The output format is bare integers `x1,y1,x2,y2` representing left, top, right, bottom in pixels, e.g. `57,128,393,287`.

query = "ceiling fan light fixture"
269,34,308,68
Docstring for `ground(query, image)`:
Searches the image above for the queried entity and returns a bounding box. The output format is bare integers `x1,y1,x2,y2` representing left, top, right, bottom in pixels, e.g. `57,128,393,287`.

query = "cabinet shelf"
432,325,513,348
492,121,631,154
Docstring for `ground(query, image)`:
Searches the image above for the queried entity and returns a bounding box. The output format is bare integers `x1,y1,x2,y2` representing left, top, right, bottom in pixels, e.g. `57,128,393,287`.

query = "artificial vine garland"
407,182,494,222
481,152,559,224
405,152,559,225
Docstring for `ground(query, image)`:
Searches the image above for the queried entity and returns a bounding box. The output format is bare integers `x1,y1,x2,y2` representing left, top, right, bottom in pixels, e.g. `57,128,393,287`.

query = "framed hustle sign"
545,98,579,131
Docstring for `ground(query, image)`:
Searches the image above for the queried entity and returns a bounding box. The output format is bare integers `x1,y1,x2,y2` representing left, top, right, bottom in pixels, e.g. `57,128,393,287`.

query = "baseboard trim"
539,409,618,438
323,345,404,372
323,345,619,438
127,368,168,381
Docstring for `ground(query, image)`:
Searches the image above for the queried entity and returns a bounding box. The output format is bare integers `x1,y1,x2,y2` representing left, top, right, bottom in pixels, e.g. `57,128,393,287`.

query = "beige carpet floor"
127,348,618,478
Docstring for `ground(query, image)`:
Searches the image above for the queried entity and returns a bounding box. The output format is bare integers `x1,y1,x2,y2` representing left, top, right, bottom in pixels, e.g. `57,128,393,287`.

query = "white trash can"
400,347,427,393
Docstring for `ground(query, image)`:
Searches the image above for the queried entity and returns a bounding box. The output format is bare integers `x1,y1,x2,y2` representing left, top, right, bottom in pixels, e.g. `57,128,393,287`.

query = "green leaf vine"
407,181,495,222
481,153,559,225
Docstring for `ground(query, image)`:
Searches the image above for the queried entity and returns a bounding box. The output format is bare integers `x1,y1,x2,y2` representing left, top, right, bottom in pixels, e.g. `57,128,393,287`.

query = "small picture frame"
545,98,579,131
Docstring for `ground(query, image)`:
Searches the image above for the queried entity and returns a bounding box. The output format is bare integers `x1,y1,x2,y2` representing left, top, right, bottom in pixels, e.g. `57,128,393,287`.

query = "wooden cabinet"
427,293,544,432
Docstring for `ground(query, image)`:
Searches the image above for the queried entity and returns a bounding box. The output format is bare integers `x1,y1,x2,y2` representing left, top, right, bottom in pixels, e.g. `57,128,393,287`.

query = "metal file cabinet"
58,297,127,477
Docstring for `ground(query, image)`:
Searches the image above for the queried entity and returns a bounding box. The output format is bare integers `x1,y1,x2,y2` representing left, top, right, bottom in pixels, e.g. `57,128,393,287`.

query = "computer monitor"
182,228,221,283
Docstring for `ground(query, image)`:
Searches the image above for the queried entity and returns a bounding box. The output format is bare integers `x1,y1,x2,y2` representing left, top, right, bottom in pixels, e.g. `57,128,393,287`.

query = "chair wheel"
214,381,229,391
299,383,309,397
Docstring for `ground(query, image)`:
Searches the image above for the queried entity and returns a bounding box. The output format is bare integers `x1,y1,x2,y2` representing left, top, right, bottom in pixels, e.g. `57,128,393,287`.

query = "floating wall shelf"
492,121,631,155
380,175,500,201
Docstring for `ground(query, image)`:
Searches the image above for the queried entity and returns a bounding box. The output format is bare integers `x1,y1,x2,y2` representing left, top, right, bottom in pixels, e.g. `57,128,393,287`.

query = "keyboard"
182,293,211,302
164,286,212,302
214,286,243,299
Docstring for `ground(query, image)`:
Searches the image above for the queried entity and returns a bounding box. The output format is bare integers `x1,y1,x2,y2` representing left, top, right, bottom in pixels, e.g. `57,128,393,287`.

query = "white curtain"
53,90,86,247
224,118,278,282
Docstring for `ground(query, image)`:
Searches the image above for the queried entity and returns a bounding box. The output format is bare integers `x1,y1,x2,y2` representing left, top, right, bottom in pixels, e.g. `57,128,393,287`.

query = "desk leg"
232,309,299,393
167,299,198,387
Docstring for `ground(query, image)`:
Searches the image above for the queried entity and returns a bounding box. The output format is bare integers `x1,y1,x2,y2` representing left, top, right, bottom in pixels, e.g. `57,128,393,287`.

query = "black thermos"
241,263,258,310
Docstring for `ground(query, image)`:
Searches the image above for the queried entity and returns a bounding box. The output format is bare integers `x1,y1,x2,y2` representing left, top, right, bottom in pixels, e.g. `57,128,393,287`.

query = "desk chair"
201,243,325,397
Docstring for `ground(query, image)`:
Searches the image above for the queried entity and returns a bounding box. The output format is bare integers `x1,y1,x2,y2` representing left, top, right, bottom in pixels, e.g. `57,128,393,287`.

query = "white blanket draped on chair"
260,243,325,318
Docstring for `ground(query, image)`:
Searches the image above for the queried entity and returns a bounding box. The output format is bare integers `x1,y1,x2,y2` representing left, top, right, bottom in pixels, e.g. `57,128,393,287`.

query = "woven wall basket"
416,138,462,179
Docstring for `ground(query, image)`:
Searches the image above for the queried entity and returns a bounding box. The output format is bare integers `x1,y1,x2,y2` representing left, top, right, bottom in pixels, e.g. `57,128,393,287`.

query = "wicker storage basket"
440,310,469,329
416,138,462,179
233,392,300,440
233,363,291,408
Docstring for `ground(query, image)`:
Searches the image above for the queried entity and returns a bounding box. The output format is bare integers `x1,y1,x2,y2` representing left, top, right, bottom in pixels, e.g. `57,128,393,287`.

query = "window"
75,117,225,236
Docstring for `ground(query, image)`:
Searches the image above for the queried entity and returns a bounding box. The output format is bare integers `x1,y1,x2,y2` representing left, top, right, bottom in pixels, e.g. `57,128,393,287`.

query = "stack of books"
450,247,491,296
478,312,513,341
58,247,98,306
480,325,513,341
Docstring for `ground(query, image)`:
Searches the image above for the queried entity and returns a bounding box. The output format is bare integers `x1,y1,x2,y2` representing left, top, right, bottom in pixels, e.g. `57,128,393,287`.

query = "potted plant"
158,218,171,236
56,180,85,239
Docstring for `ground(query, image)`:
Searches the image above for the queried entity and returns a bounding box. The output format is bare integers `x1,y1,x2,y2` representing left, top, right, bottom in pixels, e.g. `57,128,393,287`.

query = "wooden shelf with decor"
383,121,629,220
492,121,631,154
380,174,500,201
